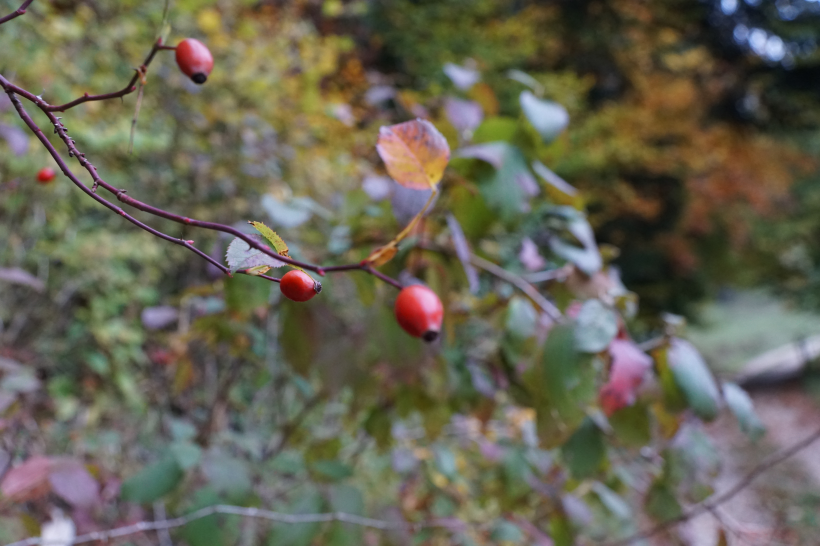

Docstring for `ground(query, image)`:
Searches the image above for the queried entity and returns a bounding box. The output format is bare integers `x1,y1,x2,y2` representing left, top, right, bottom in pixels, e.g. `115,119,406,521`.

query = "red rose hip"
280,270,321,302
37,167,55,183
394,284,443,342
175,38,214,84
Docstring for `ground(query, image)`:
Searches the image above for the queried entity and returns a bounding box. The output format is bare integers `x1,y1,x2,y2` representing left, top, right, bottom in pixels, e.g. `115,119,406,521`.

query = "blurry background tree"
1,0,820,545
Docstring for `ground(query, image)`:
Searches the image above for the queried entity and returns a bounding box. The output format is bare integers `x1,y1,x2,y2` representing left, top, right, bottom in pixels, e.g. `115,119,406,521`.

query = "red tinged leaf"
599,339,653,416
0,456,100,507
0,456,52,502
376,119,450,190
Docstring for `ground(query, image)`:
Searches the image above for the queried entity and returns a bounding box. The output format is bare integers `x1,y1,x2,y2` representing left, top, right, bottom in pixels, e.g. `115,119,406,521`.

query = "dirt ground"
675,384,820,546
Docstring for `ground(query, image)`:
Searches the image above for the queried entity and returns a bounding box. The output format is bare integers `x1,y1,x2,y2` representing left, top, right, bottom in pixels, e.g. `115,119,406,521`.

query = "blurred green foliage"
0,0,817,544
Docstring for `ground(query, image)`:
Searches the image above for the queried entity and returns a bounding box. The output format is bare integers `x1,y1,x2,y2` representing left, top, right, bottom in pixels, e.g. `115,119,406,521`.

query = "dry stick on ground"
601,424,820,546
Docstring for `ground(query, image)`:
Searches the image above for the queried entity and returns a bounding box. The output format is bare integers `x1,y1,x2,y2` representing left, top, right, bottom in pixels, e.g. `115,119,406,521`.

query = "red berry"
175,38,214,84
280,270,322,302
394,285,443,342
37,167,55,183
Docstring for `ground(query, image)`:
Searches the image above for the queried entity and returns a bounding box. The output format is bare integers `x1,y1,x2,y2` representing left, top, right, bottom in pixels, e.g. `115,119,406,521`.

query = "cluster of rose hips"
279,270,443,342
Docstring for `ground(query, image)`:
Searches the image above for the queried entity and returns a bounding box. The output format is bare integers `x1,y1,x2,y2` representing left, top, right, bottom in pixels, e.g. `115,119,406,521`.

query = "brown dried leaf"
366,243,398,268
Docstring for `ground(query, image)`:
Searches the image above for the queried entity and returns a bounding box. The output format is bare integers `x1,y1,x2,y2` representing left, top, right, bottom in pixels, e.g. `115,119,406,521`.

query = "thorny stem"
0,34,406,291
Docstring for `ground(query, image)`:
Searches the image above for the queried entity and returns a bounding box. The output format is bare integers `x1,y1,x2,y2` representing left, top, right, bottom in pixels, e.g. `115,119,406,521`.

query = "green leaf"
201,452,252,501
169,441,202,470
722,382,766,440
644,480,682,522
609,403,652,447
363,407,392,450
266,487,324,546
560,418,605,479
326,485,365,546
458,142,538,222
528,324,597,447
668,339,721,421
519,91,569,142
472,116,519,143
310,460,353,482
490,520,524,543
179,487,223,546
120,453,183,504
224,273,271,314
574,299,618,353
547,207,602,275
505,296,538,340
591,482,631,520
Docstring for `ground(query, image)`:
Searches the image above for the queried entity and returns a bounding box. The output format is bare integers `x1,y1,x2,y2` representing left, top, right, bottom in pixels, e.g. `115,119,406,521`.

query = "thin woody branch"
42,39,169,112
3,504,480,546
0,0,33,26
602,424,820,546
7,419,820,546
1,86,228,277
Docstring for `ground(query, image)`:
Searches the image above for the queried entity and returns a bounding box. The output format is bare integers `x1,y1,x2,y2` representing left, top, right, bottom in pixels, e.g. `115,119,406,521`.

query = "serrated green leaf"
668,339,721,421
250,221,290,256
722,382,766,440
120,453,183,504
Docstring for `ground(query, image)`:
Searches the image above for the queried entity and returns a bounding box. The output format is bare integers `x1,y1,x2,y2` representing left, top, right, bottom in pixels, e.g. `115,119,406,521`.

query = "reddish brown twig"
43,39,168,112
0,0,33,26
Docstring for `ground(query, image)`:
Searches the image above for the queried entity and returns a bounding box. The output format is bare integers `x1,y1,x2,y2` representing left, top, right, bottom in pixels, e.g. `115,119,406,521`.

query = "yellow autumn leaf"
376,119,450,190
249,221,289,257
